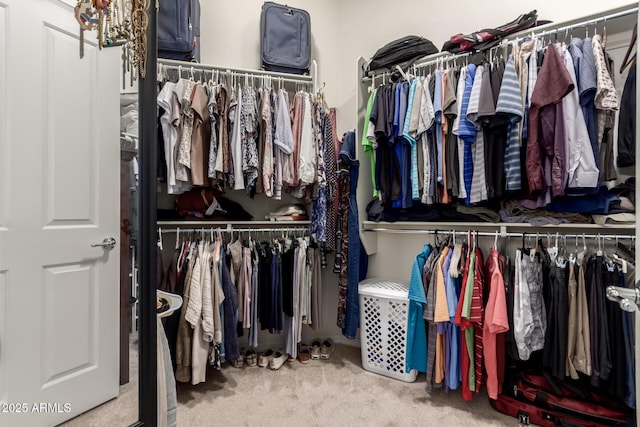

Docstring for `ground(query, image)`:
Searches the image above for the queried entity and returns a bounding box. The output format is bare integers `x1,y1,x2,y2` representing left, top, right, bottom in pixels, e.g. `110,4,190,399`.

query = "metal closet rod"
159,226,310,234
158,59,314,85
364,5,638,80
363,228,636,241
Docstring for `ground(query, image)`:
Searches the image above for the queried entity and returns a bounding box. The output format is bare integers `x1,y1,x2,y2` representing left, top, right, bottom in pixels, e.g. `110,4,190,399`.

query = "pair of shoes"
258,349,275,368
310,338,335,360
244,349,257,367
321,338,335,360
297,343,311,364
232,355,244,368
310,340,322,360
269,350,288,370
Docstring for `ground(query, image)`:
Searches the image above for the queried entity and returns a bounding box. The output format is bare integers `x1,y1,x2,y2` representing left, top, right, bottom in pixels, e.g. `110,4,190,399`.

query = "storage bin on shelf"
358,278,417,383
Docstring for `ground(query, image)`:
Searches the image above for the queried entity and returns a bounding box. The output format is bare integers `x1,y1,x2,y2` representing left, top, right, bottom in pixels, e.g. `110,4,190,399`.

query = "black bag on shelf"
365,35,438,76
260,2,312,74
442,10,539,53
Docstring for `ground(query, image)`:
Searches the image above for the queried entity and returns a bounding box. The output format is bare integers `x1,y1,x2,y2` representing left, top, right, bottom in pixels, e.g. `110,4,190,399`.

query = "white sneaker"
269,350,288,370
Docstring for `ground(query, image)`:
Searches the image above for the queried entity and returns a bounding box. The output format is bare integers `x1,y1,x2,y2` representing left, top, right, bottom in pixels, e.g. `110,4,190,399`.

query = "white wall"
197,0,638,347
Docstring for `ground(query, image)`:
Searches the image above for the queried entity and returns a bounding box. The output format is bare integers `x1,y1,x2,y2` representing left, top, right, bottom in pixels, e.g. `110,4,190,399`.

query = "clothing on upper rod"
362,23,636,226
155,62,340,249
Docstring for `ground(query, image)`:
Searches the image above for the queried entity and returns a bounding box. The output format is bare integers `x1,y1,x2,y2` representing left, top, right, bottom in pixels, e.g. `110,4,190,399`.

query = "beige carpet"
64,339,514,426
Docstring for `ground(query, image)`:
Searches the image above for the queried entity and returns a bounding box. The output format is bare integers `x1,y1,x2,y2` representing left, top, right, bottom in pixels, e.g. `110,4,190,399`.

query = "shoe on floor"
269,350,288,370
297,343,311,364
310,339,322,360
320,338,335,360
232,356,244,368
244,349,257,367
258,349,275,368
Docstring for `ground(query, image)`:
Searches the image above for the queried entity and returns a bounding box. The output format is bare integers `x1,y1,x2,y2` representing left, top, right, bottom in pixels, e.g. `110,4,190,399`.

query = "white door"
0,0,120,426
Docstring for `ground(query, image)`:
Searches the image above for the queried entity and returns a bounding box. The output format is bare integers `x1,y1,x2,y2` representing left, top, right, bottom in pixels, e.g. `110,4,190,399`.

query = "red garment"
483,249,509,399
455,243,472,401
473,247,485,393
526,45,574,196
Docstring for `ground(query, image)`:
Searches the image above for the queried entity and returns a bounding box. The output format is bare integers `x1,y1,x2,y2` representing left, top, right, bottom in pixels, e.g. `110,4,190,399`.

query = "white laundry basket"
358,278,417,383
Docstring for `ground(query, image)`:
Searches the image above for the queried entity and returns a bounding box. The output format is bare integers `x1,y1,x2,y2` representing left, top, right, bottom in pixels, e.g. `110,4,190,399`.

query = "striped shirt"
421,76,436,204
468,66,488,203
454,67,468,200
459,65,477,204
495,55,523,191
403,78,420,199
434,70,444,185
472,248,486,393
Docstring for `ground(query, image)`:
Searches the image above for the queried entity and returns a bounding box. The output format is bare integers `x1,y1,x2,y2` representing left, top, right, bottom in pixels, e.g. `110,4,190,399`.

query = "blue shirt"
459,65,476,203
407,244,431,373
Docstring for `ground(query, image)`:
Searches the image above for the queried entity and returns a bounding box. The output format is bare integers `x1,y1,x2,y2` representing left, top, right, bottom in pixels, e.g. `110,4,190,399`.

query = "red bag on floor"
490,371,633,426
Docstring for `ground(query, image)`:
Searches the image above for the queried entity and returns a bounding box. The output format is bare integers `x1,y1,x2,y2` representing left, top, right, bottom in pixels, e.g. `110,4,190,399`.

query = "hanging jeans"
340,130,360,339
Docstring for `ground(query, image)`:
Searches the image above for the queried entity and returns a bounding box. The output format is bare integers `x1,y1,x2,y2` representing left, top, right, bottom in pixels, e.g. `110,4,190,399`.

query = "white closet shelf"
158,220,311,226
362,221,635,233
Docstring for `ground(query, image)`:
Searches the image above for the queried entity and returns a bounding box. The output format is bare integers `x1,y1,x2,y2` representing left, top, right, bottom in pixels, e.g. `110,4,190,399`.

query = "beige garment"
189,244,209,385
566,262,579,379
573,257,592,376
177,80,196,182
212,239,225,344
190,83,211,186
175,249,196,383
515,40,534,138
184,243,203,328
157,317,168,427
200,244,214,343
592,213,636,226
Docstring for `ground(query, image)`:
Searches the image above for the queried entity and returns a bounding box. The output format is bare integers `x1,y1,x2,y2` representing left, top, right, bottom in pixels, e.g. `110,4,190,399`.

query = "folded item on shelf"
173,188,253,220
265,204,308,221
610,177,635,201
592,213,636,226
365,200,493,223
456,205,501,223
545,186,621,214
499,200,592,226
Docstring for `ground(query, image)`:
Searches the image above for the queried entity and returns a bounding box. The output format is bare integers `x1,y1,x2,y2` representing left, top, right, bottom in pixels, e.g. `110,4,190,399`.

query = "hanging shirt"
420,76,436,204
526,45,574,196
453,67,468,200
467,65,487,203
300,93,317,185
560,44,600,190
207,84,219,180
579,38,600,166
495,55,523,192
434,246,452,323
432,70,444,186
458,65,477,205
407,244,431,373
483,248,509,399
177,79,196,183
158,82,181,194
363,89,378,197
402,78,420,200
230,86,245,189
191,83,211,186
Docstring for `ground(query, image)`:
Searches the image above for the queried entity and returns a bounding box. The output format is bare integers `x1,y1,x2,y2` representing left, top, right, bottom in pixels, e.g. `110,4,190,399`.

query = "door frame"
132,1,158,426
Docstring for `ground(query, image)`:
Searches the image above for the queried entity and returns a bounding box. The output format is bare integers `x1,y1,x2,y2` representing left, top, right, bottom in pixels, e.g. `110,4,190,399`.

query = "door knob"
91,237,117,250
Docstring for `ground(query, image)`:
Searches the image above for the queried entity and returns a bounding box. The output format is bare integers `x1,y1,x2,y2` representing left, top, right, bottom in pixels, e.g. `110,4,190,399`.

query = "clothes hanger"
620,23,637,74
157,227,163,251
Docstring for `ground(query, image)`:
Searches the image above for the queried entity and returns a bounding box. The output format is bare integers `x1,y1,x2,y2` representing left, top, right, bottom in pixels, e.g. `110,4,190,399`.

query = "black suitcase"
158,0,201,62
260,2,311,74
